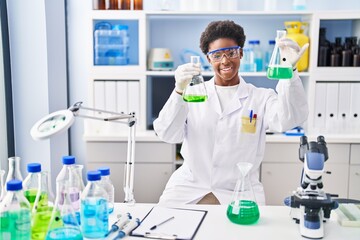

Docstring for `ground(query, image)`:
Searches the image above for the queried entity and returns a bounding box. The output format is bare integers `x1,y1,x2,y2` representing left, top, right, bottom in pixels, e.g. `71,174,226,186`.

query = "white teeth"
222,67,231,71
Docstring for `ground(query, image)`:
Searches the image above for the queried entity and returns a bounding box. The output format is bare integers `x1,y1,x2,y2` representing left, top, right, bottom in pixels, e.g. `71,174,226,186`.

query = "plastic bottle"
249,40,263,72
293,0,307,10
265,40,276,70
284,21,309,71
81,171,109,238
98,167,115,214
5,156,23,184
56,156,83,224
0,180,31,239
240,47,256,72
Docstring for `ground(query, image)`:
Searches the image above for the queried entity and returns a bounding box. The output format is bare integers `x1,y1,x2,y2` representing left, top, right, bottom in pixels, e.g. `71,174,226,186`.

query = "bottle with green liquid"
0,180,31,240
267,30,294,80
227,162,260,225
183,56,208,102
23,163,56,240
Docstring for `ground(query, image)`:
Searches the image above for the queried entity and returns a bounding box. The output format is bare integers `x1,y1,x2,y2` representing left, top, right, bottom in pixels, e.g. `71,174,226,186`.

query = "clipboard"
131,206,207,240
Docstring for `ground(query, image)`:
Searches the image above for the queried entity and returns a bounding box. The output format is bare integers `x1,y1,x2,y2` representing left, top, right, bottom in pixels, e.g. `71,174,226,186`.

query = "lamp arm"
70,101,137,204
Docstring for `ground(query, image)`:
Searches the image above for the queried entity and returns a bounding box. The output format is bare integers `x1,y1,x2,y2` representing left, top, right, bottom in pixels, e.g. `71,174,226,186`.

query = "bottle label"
59,187,80,210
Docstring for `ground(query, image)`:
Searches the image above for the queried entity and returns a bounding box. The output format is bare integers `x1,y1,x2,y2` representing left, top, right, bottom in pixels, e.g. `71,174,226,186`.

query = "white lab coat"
153,72,308,205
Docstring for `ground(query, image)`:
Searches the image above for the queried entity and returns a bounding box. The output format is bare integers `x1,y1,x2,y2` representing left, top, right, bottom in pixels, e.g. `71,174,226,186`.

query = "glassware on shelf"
267,30,294,80
227,162,260,225
182,56,208,102
5,156,23,184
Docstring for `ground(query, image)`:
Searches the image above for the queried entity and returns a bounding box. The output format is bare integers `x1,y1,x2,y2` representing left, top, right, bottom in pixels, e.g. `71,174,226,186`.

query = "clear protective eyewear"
207,46,241,62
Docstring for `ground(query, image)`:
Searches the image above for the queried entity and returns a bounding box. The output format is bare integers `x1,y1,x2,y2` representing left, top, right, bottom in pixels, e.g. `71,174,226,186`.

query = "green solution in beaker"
46,227,83,240
0,209,31,239
266,66,293,80
226,200,260,225
183,95,208,102
32,206,62,240
24,189,48,208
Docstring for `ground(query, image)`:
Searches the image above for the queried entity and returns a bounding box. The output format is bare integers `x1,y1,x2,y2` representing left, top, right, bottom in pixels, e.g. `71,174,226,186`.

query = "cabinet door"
350,144,360,164
349,166,360,200
261,163,303,205
87,162,172,203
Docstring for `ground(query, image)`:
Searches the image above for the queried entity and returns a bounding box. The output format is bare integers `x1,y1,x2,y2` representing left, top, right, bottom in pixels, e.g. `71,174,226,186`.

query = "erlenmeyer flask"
5,156,23,184
182,56,208,102
46,181,83,240
267,30,293,80
30,171,56,240
0,169,5,202
227,162,260,225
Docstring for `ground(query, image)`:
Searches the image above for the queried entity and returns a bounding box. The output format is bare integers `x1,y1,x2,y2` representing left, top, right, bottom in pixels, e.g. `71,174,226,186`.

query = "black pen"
150,216,175,230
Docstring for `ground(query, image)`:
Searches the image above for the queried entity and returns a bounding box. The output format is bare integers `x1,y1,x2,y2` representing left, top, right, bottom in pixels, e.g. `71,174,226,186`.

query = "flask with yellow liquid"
284,21,309,72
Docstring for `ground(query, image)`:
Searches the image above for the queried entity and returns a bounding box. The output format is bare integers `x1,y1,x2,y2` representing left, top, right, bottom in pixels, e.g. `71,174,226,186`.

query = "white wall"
6,0,68,189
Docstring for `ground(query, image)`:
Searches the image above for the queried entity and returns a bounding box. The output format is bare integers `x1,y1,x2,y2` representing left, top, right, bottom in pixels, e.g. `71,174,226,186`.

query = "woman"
154,20,309,205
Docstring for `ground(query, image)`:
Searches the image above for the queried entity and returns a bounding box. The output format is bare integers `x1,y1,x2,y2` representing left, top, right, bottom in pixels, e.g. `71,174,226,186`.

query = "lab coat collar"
207,75,249,116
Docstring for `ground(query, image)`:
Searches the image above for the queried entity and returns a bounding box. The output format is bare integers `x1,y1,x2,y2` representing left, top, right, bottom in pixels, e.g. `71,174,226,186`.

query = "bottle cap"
269,40,276,45
98,167,110,176
112,24,129,31
249,40,260,44
62,156,75,165
87,171,101,181
6,179,23,191
27,163,41,173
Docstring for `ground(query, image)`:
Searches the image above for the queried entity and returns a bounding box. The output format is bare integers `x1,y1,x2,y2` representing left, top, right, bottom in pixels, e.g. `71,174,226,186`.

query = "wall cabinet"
84,10,360,204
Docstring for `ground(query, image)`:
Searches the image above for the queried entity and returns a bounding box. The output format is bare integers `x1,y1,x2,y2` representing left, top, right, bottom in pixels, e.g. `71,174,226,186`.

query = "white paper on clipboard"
131,206,207,240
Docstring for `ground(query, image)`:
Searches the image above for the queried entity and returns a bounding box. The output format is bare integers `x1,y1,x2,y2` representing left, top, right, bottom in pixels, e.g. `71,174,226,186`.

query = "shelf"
312,67,360,81
146,71,310,77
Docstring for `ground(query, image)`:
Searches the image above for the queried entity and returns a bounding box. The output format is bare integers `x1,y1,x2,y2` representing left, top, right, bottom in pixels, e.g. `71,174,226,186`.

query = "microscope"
285,135,338,239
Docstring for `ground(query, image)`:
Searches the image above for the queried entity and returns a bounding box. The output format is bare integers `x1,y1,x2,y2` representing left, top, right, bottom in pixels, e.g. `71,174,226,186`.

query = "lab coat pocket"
241,116,257,134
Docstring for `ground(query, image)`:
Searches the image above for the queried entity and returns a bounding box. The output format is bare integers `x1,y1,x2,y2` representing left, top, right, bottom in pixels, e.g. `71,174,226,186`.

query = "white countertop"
84,131,360,143
104,203,360,240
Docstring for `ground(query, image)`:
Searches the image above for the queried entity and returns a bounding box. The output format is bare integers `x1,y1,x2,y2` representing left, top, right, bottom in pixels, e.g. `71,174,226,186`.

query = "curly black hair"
199,20,246,55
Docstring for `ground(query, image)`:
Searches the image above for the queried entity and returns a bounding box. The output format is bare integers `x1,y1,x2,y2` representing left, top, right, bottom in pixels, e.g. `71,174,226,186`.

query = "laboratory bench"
107,203,360,240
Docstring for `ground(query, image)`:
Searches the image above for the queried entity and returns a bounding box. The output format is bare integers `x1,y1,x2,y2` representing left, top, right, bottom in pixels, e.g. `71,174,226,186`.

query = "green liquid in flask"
0,209,31,239
24,189,49,209
227,200,260,225
267,66,293,80
32,206,62,240
183,95,208,102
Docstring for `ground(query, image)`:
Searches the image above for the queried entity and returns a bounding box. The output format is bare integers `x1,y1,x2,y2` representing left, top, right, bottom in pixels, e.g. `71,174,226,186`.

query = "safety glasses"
207,46,241,62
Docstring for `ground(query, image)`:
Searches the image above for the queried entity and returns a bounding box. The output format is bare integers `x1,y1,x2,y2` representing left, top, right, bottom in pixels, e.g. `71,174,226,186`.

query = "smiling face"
207,38,242,86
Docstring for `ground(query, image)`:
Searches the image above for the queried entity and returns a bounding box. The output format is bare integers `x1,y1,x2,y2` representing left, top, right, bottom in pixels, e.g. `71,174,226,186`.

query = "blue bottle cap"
87,171,101,181
269,40,276,45
249,40,260,44
98,167,110,176
7,179,23,191
27,163,41,173
62,156,75,165
112,24,128,31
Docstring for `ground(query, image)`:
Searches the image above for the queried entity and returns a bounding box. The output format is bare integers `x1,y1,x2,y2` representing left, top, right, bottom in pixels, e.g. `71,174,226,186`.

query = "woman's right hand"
174,63,201,94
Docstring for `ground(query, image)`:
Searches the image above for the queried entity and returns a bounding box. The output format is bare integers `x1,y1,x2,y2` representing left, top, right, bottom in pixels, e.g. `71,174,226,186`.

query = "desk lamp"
30,101,136,204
